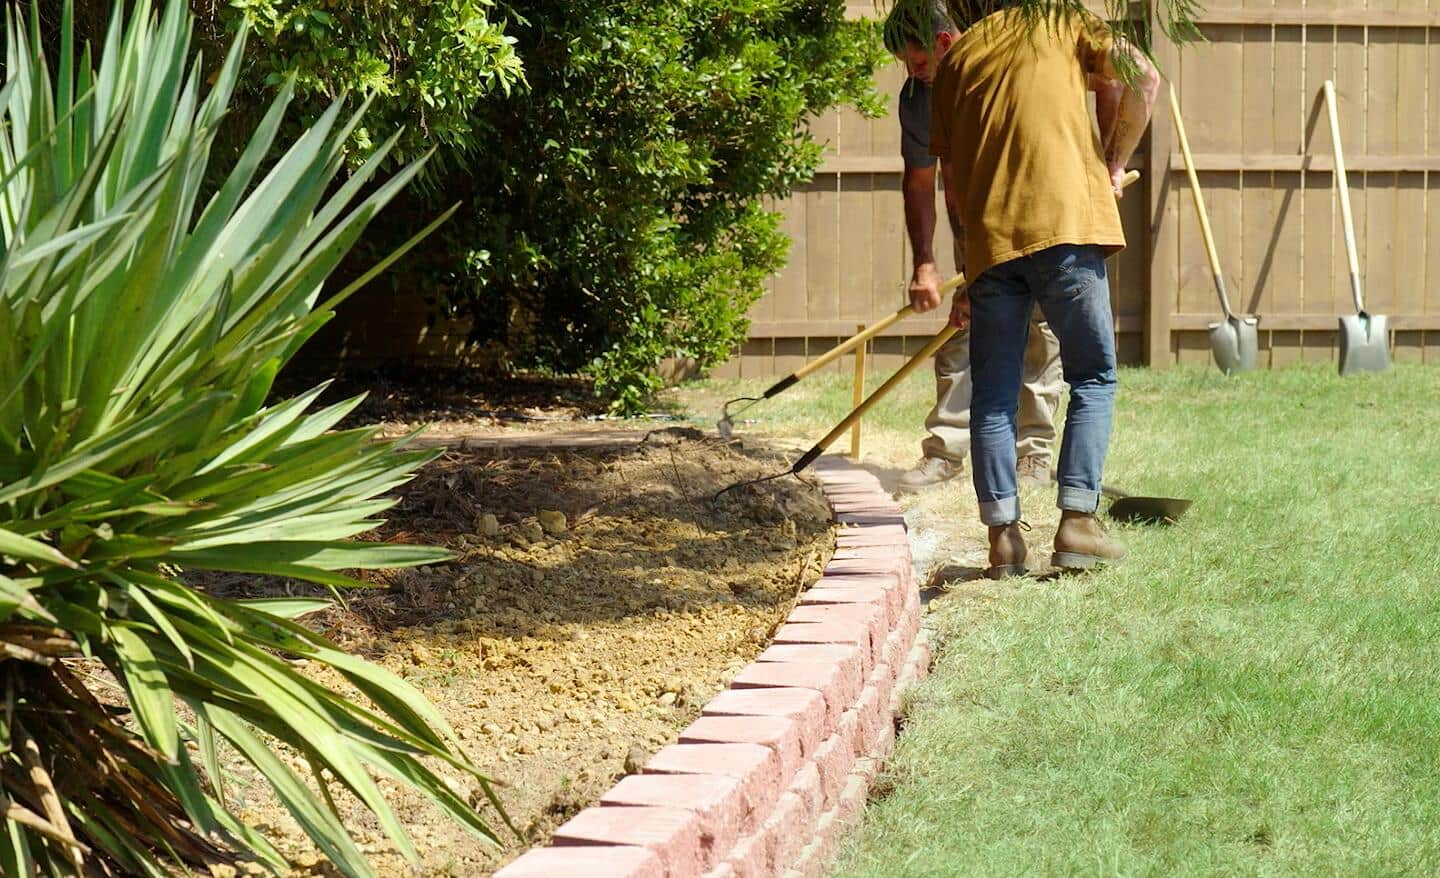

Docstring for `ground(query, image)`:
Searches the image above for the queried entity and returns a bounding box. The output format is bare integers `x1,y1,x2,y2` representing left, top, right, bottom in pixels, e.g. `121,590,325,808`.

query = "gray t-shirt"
898,78,935,169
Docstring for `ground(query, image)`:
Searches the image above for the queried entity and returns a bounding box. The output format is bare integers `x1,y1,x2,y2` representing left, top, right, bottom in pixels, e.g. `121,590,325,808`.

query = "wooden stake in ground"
850,324,866,459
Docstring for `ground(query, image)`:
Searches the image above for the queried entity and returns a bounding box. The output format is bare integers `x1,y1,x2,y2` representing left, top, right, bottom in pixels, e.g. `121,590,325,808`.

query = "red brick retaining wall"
497,457,929,878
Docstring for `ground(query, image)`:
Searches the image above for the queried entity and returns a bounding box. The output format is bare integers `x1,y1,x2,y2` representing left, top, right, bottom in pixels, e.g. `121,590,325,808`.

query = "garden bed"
217,430,833,875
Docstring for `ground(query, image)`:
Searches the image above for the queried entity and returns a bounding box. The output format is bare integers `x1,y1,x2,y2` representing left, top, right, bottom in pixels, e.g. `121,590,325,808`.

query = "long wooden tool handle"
769,305,912,393
792,324,961,473
1323,80,1366,313
771,271,971,394
1168,86,1237,320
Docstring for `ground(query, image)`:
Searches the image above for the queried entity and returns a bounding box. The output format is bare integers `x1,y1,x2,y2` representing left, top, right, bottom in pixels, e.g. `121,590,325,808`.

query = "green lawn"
677,364,1440,876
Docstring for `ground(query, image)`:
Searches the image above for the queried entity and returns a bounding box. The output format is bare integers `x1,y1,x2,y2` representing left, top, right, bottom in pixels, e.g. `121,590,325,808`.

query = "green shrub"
453,0,886,411
213,0,885,413
0,2,504,874
223,0,523,167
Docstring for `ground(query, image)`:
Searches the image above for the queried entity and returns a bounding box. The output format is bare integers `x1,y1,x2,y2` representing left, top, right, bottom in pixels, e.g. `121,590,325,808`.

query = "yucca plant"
0,1,508,875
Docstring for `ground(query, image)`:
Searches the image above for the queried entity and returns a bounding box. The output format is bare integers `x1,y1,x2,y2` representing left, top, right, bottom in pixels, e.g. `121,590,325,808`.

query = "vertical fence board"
838,175,875,323
873,62,906,159
1300,27,1337,361
1269,22,1307,365
805,179,841,325
1244,22,1278,363
773,189,810,327
1364,28,1398,323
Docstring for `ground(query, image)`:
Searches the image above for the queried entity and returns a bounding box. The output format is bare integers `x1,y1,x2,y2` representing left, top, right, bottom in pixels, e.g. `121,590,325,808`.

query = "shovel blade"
1108,495,1192,525
1338,313,1390,376
1208,317,1259,375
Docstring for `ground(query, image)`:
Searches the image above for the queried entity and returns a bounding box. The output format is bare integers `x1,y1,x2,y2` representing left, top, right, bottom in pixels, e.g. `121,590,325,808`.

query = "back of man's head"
883,0,957,55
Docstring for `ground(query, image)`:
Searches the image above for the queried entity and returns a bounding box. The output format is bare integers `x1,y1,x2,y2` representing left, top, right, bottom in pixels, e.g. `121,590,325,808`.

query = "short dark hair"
882,0,956,55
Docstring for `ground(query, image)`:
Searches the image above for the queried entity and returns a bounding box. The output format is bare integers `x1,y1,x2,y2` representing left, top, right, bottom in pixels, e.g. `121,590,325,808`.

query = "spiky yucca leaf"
0,1,506,874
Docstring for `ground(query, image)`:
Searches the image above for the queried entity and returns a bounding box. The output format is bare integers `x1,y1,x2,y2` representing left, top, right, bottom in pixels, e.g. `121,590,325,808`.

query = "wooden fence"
710,2,1440,378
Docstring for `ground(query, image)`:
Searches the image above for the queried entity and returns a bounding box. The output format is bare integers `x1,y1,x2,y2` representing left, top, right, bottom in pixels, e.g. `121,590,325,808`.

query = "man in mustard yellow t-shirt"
928,3,1158,576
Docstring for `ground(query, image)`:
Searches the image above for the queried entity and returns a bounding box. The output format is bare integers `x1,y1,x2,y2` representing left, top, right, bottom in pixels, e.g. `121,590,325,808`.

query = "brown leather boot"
1052,510,1126,572
987,521,1030,580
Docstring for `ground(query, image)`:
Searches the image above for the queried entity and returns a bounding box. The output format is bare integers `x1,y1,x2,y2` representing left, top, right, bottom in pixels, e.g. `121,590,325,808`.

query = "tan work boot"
896,456,962,493
987,521,1030,580
1016,455,1053,486
1051,510,1126,572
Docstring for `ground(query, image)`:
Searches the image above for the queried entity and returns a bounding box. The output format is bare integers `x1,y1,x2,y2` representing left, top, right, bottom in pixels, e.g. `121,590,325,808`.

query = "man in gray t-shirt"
884,0,1063,494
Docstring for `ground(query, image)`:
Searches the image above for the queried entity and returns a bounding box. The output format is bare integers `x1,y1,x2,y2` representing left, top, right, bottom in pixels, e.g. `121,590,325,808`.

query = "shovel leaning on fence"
1169,86,1259,375
1323,80,1390,376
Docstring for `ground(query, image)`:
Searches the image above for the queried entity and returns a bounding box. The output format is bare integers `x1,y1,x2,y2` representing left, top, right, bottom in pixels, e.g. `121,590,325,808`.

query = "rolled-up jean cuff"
979,495,1021,526
1057,486,1101,513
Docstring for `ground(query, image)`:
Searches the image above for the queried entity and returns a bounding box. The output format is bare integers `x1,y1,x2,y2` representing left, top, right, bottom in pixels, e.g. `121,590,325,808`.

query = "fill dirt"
217,430,833,876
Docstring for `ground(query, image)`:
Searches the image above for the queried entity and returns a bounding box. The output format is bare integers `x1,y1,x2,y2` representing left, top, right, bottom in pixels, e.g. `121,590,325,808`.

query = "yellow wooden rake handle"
791,323,961,472
789,304,914,383
763,266,975,396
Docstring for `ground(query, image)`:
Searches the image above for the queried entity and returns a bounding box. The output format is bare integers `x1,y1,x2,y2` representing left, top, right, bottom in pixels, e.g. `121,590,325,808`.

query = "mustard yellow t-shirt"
929,9,1125,280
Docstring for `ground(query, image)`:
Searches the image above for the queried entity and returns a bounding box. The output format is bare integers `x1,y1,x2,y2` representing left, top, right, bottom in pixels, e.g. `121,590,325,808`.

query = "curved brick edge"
497,456,928,878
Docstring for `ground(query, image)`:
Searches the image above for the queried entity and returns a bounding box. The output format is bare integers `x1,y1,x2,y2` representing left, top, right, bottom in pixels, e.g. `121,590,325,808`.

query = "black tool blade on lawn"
1052,473,1192,526
1107,494,1192,525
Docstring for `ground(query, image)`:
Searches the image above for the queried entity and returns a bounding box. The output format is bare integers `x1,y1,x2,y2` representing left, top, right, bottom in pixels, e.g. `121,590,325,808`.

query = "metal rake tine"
710,468,793,505
722,394,763,413
718,395,766,440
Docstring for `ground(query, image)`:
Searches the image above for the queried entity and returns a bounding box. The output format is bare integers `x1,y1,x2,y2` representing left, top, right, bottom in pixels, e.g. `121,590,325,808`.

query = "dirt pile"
222,431,833,875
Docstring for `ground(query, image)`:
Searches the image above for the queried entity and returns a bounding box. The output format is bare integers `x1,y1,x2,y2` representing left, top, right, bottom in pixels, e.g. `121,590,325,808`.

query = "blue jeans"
968,244,1117,525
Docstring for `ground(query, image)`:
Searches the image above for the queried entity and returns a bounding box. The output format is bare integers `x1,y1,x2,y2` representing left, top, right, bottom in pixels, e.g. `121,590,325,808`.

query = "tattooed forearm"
1105,119,1132,165
1105,87,1149,172
1095,39,1161,172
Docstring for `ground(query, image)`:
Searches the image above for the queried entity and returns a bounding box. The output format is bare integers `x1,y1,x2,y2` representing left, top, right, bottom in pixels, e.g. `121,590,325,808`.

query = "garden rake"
717,276,966,439
1324,80,1390,376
